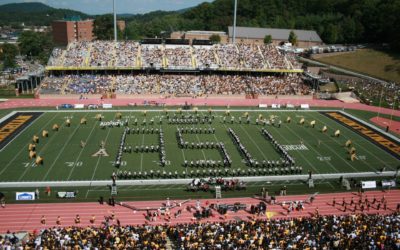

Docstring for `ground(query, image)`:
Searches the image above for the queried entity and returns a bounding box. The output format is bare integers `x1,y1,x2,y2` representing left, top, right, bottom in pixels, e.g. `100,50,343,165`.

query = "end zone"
0,112,43,151
322,111,400,159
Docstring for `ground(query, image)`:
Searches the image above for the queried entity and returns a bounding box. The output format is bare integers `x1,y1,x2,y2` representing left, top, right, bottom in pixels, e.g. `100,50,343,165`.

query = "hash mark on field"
42,113,90,181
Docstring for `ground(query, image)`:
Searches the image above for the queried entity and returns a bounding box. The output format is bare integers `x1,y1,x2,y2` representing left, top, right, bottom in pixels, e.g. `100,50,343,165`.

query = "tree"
209,34,221,44
93,15,115,40
18,31,53,64
263,34,272,44
324,24,340,44
288,31,298,46
0,43,18,68
93,15,125,40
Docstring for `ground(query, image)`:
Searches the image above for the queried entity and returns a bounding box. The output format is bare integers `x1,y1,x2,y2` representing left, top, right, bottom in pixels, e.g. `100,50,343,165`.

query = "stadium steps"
257,45,268,69
263,46,272,69
111,76,116,90
234,44,239,53
190,46,197,68
110,42,117,67
213,46,220,65
137,44,142,68
61,78,71,95
284,56,292,69
162,45,167,68
60,50,67,67
85,43,93,67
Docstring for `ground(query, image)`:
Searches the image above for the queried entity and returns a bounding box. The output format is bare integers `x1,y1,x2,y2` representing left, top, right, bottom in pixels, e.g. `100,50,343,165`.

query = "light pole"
232,0,237,44
113,0,117,41
389,95,397,127
376,84,385,120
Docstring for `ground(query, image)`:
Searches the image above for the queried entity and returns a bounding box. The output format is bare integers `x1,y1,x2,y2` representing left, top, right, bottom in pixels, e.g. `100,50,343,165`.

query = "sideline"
0,171,396,188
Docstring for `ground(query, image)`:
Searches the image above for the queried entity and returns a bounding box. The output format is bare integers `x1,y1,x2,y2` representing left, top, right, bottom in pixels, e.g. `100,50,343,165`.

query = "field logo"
322,112,400,159
0,112,43,150
92,148,109,157
16,192,35,201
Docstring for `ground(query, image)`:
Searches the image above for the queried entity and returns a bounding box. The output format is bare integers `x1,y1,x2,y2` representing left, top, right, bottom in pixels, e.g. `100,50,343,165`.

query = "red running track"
0,97,400,117
370,116,400,135
0,190,398,234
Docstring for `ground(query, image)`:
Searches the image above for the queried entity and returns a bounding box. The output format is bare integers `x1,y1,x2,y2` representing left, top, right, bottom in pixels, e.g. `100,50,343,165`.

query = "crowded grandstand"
47,42,301,71
41,41,308,97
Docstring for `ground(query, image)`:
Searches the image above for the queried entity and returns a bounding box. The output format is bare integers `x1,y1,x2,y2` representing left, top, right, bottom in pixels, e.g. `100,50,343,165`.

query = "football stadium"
0,0,400,249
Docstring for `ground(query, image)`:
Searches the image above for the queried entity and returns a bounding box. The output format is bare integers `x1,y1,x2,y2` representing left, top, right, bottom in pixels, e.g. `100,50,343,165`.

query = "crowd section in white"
41,74,310,96
48,41,300,70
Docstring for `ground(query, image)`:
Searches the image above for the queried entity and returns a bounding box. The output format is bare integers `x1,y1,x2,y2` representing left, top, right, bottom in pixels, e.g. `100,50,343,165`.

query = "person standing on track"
41,215,46,225
56,216,61,225
75,214,81,224
0,192,5,208
35,188,39,200
90,215,96,225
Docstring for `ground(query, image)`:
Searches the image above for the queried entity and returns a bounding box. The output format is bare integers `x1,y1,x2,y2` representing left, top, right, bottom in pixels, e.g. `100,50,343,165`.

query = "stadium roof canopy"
228,26,322,42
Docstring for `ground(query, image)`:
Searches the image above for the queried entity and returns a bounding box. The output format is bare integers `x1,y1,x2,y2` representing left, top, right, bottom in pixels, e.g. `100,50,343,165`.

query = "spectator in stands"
42,74,310,97
48,41,301,70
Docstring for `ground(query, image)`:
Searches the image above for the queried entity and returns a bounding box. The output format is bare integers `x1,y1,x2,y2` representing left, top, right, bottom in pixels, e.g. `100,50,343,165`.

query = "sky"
0,0,214,15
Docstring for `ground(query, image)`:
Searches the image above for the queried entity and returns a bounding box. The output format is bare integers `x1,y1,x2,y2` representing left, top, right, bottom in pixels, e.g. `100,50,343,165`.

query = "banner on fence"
16,192,35,201
361,181,376,189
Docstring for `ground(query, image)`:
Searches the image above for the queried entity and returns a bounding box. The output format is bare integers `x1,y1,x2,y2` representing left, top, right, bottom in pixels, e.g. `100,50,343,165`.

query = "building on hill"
170,31,228,45
228,26,323,48
52,17,94,46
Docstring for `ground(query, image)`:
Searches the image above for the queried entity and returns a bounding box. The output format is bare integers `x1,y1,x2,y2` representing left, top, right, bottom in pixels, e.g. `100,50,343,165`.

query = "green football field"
0,108,399,183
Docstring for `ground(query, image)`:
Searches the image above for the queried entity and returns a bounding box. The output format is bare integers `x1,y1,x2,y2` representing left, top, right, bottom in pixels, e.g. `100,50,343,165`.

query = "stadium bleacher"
41,74,310,96
42,41,309,97
47,41,301,71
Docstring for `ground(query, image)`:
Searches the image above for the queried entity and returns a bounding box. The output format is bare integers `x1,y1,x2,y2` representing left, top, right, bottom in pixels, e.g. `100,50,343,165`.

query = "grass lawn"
316,49,400,83
0,109,398,183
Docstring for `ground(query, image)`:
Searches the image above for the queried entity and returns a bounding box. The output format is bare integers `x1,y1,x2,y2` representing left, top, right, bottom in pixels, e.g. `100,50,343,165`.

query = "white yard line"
309,112,379,172
41,113,90,181
194,133,207,160
0,112,55,177
140,133,145,172
7,113,60,180
282,117,345,173
173,121,187,176
66,113,99,180
85,125,113,198
238,124,268,159
269,123,321,174
311,112,397,170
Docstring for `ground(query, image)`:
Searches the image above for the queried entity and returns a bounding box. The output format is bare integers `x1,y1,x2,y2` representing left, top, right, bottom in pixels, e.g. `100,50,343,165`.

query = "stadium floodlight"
232,0,238,44
113,0,117,41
